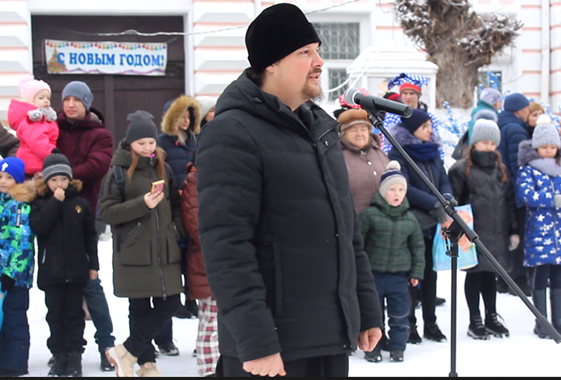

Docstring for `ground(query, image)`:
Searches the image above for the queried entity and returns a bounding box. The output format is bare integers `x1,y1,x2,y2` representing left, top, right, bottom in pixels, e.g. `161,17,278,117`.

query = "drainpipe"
541,0,550,102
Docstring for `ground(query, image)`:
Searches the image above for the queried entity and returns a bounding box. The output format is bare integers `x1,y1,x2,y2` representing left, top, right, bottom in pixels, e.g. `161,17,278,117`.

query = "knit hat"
337,109,372,132
383,92,401,102
196,96,217,119
0,157,25,184
379,160,407,198
125,110,158,144
61,81,94,110
245,3,321,72
536,114,552,125
387,73,428,96
18,75,51,104
401,109,431,134
479,88,502,105
473,108,498,123
43,148,73,182
399,82,422,96
531,123,561,149
162,98,175,115
504,93,529,112
471,119,501,146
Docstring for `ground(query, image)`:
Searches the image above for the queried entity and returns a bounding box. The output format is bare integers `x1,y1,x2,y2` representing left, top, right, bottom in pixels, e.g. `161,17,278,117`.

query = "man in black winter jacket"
196,3,383,378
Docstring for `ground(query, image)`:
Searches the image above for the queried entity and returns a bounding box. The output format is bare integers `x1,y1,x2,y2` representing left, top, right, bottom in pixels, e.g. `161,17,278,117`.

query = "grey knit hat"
379,160,407,198
125,110,158,144
532,123,561,149
61,81,94,110
471,119,501,146
480,88,502,105
473,108,498,123
43,148,73,182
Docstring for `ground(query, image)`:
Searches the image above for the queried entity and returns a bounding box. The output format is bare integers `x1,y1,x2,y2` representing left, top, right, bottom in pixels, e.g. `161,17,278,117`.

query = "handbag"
452,130,469,160
432,204,478,271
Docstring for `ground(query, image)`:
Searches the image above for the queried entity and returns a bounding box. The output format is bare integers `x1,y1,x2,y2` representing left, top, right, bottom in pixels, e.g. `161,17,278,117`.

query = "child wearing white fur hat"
358,160,425,364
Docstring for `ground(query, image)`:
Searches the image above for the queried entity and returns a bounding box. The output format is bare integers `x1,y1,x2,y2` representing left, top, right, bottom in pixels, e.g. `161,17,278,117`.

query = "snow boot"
407,324,422,344
550,288,561,334
106,344,138,377
389,351,404,362
484,312,510,338
66,352,82,377
467,315,491,340
364,350,382,363
136,362,161,377
424,322,447,342
48,353,67,377
532,289,551,339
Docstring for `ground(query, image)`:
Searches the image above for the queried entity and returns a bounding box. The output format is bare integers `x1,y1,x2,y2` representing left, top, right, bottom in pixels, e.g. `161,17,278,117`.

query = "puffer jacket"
340,133,390,214
517,140,561,266
8,99,59,175
180,162,212,300
56,108,113,211
448,149,517,273
99,140,186,299
157,95,202,186
0,180,36,288
197,69,382,363
30,179,98,290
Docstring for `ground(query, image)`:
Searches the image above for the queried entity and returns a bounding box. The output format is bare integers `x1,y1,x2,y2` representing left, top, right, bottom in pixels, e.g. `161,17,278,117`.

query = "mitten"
41,107,57,122
555,194,561,208
509,235,520,251
429,202,448,224
1,274,15,292
27,109,43,122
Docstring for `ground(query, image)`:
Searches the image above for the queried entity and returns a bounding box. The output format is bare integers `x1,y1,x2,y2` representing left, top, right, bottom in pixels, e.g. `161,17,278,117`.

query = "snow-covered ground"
24,229,561,377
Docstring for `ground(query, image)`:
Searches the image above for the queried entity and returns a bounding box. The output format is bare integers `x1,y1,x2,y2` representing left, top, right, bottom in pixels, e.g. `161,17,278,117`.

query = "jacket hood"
371,191,410,217
388,124,442,148
161,95,202,136
208,69,338,137
56,107,105,131
7,99,37,130
4,179,37,203
35,178,83,197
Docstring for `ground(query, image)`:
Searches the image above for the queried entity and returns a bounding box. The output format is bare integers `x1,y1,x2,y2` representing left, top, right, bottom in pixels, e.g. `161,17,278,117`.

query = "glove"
509,234,520,251
443,193,458,208
429,202,448,224
1,275,15,292
555,194,561,208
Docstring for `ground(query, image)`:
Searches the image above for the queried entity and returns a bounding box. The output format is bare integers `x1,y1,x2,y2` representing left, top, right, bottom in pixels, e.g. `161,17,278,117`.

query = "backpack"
112,163,173,202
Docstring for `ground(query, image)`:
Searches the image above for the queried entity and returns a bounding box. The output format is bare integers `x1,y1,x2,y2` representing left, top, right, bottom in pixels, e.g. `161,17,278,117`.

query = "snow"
24,228,561,377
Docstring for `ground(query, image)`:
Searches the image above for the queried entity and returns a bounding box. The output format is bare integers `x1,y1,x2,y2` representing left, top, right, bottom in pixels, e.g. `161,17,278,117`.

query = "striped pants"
196,297,219,377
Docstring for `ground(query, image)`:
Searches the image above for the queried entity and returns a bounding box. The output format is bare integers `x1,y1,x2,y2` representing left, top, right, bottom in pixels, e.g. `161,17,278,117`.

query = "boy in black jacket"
30,149,99,377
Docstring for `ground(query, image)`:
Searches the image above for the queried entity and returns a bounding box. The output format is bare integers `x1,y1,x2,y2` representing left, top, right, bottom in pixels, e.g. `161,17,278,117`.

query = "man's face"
515,107,530,123
63,96,87,122
264,43,324,110
400,89,420,108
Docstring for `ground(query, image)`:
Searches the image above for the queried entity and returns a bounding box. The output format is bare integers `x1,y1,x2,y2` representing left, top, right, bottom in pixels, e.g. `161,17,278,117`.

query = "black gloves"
1,275,15,292
443,193,458,208
430,202,448,224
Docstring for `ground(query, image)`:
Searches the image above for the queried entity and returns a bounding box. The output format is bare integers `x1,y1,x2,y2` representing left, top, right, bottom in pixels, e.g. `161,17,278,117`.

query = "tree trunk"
429,50,480,109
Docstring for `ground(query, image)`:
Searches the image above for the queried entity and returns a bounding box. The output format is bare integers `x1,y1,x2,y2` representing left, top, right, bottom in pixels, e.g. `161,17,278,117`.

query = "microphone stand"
367,108,561,377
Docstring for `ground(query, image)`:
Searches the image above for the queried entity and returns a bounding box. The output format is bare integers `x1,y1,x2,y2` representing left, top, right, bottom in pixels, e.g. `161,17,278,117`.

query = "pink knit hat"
18,75,51,104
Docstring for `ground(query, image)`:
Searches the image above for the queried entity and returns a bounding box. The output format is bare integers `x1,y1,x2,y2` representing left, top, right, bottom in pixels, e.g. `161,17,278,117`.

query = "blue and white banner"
45,39,167,76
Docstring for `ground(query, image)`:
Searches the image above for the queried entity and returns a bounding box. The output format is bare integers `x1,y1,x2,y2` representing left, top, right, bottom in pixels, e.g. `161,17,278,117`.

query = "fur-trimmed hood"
5,179,37,203
161,95,202,136
388,124,443,147
35,178,83,197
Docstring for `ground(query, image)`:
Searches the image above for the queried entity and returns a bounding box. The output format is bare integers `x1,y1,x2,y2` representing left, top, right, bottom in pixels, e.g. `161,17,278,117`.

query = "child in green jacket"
358,160,425,363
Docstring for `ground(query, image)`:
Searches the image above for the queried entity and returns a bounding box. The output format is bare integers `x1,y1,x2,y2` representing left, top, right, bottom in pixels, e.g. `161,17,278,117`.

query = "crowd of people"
0,2,560,378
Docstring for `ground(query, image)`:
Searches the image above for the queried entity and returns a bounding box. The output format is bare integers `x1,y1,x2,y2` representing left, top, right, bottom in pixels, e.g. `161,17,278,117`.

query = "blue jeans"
83,277,115,353
373,271,410,352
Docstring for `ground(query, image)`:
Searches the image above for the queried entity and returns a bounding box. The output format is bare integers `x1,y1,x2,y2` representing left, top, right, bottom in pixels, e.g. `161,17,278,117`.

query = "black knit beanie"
245,3,322,73
125,110,158,144
43,148,73,182
401,109,431,134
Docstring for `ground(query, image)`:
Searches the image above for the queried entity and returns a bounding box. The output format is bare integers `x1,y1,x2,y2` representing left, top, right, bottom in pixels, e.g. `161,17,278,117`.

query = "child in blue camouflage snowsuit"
0,157,36,377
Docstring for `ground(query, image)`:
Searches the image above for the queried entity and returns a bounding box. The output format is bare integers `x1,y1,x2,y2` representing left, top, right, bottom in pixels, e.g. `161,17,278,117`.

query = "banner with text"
45,39,167,76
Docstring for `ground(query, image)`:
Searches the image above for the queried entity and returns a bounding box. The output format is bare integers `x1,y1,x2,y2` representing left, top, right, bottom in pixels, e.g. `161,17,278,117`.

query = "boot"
532,289,550,339
66,352,82,377
106,344,138,377
467,315,491,340
48,353,67,377
136,362,161,377
550,288,561,334
364,350,382,363
424,322,447,342
484,312,510,338
407,324,422,344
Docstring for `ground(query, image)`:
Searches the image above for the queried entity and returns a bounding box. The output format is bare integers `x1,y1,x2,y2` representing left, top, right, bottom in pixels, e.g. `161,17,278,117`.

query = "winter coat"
0,181,36,289
0,122,20,158
180,162,212,300
516,140,561,267
196,69,383,363
387,124,453,235
157,95,202,187
359,192,425,280
56,108,113,211
8,99,59,175
497,110,529,207
448,149,517,273
99,141,186,299
30,179,99,290
340,133,390,214
467,100,499,144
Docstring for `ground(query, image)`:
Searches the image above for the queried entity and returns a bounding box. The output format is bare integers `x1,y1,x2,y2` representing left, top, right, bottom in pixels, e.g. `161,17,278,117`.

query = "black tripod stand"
362,102,561,376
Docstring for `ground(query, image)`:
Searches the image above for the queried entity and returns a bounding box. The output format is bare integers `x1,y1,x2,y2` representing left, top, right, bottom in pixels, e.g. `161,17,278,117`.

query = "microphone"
343,88,413,118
